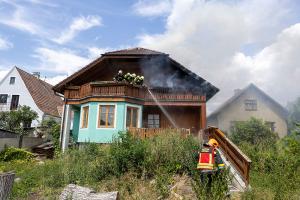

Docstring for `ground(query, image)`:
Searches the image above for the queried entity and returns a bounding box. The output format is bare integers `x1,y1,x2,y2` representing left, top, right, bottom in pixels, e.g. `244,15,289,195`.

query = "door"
10,95,19,110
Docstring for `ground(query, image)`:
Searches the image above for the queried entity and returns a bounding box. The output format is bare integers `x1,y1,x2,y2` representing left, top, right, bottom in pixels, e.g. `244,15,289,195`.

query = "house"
53,47,219,150
0,66,63,126
207,83,288,138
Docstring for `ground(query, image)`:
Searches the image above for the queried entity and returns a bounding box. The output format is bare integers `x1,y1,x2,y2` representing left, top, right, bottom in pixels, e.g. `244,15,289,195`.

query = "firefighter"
114,70,124,82
208,138,225,170
197,138,225,186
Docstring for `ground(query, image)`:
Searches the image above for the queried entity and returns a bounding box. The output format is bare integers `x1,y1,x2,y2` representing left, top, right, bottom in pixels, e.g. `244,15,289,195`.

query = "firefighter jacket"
197,147,225,170
197,146,215,170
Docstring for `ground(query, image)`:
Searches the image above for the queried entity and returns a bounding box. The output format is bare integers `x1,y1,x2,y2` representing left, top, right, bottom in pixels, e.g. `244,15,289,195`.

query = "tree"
0,106,38,147
287,97,300,131
230,117,278,146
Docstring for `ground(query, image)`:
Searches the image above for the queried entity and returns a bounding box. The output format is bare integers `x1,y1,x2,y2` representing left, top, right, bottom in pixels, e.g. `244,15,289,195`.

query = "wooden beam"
200,99,207,129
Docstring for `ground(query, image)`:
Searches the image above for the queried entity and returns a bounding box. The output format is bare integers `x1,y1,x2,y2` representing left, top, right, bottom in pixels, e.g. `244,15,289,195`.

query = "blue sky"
0,0,166,76
0,0,300,111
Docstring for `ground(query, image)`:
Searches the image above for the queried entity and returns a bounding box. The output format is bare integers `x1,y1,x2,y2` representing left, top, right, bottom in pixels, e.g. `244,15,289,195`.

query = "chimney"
32,72,40,79
234,89,241,95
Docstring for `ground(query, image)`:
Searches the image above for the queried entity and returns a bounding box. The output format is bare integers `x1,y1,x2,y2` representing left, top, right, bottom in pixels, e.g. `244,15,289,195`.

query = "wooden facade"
55,48,219,149
63,82,207,131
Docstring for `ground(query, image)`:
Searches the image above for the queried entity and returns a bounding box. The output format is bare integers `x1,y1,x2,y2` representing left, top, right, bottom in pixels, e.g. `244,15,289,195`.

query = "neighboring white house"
0,66,63,126
208,83,288,138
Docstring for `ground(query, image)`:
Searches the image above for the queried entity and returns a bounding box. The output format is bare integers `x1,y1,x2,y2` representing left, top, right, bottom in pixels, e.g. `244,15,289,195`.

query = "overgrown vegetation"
0,105,38,147
39,118,61,151
0,147,34,162
1,131,231,199
0,105,38,133
231,118,300,199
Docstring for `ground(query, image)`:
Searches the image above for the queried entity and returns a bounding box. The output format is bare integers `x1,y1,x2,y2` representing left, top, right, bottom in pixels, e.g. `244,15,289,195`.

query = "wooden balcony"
64,82,146,99
64,82,205,104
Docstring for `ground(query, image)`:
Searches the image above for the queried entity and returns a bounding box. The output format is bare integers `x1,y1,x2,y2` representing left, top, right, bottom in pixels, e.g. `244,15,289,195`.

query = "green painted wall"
74,102,142,143
72,109,80,141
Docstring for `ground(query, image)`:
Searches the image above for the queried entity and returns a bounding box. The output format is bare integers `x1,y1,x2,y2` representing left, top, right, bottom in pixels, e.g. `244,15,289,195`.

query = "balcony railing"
64,81,205,102
65,82,146,99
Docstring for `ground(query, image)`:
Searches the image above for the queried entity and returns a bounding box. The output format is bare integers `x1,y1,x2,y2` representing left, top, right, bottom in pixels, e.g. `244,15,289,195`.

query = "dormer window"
244,99,257,111
9,77,16,84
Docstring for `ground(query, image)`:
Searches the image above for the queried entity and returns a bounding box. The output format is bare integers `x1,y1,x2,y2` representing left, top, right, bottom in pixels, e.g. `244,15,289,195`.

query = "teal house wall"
71,102,142,143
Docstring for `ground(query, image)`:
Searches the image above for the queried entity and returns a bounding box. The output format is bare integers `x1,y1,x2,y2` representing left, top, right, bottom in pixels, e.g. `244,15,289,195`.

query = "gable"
17,68,63,117
53,48,219,101
0,67,44,116
209,84,288,120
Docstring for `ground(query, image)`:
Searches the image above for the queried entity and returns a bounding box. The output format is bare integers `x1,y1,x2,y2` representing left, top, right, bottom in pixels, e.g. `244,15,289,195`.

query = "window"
10,95,19,110
9,77,16,84
148,114,160,128
265,121,275,132
0,94,8,103
244,99,257,111
98,105,115,128
81,106,89,128
126,107,139,128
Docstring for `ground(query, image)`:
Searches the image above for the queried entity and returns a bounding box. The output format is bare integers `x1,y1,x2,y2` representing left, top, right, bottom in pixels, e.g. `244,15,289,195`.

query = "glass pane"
82,106,89,128
109,106,114,113
148,114,153,120
101,106,106,113
126,108,131,127
132,109,138,127
155,120,160,125
100,113,106,126
108,113,114,126
154,114,159,120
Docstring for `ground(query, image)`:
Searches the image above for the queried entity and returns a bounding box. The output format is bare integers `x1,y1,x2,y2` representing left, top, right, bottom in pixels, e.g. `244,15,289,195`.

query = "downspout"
54,91,66,149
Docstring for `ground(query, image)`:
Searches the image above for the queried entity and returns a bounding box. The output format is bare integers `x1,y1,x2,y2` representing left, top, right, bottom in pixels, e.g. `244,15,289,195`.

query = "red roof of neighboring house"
16,67,63,117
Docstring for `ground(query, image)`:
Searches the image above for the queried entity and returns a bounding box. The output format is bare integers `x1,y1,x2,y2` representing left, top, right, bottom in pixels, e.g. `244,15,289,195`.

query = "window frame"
124,104,141,129
265,121,276,132
9,77,16,84
96,103,117,129
244,99,257,111
126,106,139,128
80,105,89,129
147,114,160,128
0,94,8,104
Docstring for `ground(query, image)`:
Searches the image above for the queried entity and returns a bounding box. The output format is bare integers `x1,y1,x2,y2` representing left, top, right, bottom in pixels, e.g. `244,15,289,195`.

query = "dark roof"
103,47,166,56
208,83,288,119
16,67,63,117
53,47,219,100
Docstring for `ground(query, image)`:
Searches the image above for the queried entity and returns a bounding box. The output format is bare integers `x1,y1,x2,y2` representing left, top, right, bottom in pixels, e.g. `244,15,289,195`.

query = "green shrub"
231,117,278,146
0,147,34,162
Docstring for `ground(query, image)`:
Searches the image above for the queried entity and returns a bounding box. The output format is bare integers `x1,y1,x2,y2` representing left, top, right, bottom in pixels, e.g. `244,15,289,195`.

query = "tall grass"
1,131,231,199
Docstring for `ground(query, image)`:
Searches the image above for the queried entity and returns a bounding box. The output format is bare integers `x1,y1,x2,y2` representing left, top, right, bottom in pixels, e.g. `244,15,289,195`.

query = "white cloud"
133,0,172,17
45,74,68,85
232,23,300,105
88,47,112,58
53,15,102,44
0,2,40,34
137,0,298,112
33,47,91,74
0,36,13,50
